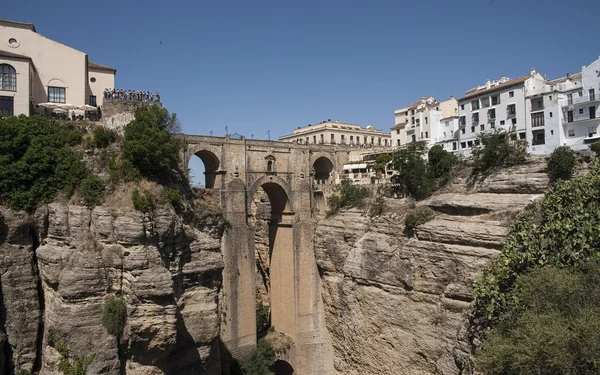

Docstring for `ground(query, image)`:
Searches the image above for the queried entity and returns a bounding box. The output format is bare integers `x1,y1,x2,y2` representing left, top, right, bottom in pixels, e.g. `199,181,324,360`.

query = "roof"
396,96,436,112
0,20,36,32
88,61,117,73
548,73,582,85
459,75,531,101
0,49,32,61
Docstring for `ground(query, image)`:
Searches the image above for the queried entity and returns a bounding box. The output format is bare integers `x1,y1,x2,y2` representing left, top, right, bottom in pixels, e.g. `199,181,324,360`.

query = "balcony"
530,104,544,112
487,116,496,123
506,110,517,118
570,94,599,105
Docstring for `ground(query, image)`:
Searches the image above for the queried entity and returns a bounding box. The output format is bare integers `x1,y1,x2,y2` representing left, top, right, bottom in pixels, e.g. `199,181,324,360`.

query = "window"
8,38,18,47
488,108,496,120
397,139,401,146
411,117,415,125
474,139,480,146
459,116,466,126
532,129,545,145
480,124,485,131
590,89,596,101
491,95,500,105
467,141,473,148
267,160,273,172
461,128,466,134
481,97,490,108
425,117,428,124
378,138,382,145
588,127,597,138
509,91,514,98
89,95,97,107
531,112,544,127
531,98,543,111
519,132,526,140
371,136,374,144
549,95,552,100
313,136,317,144
320,134,324,143
0,64,17,91
549,112,552,118
500,120,505,125
490,122,495,129
507,104,516,116
0,96,14,117
349,135,353,144
568,129,575,137
330,134,335,143
579,108,584,115
567,94,573,105
471,126,476,133
511,118,517,125
579,91,583,97
341,135,345,144
90,77,96,83
420,132,423,138
411,110,415,115
471,100,480,110
416,118,420,126
590,106,596,120
460,142,466,149
452,142,457,150
411,134,416,142
425,131,428,138
567,110,573,123
396,129,400,134
48,87,66,103
460,104,465,110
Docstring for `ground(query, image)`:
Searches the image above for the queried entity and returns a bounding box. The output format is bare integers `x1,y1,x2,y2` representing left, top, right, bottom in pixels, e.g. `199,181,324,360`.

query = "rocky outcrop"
315,157,551,375
0,199,224,375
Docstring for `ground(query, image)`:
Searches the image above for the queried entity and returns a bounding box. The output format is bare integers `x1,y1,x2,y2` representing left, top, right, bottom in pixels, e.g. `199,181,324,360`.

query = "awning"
343,163,367,170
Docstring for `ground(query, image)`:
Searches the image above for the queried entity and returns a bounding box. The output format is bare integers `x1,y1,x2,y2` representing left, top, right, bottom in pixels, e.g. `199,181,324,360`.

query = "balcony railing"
569,94,599,105
506,110,517,117
531,105,544,112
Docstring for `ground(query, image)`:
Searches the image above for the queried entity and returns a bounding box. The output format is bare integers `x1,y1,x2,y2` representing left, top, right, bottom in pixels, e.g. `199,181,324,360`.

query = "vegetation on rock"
235,339,276,375
547,145,577,183
427,144,457,182
374,154,392,171
471,130,527,173
55,339,95,375
326,178,370,216
131,189,154,212
80,174,105,207
0,116,86,211
591,140,600,158
88,127,117,149
404,206,436,235
166,188,183,208
101,296,126,337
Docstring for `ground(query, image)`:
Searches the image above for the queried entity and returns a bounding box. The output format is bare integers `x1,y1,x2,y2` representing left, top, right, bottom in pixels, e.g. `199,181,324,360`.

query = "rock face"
0,200,224,375
315,157,551,375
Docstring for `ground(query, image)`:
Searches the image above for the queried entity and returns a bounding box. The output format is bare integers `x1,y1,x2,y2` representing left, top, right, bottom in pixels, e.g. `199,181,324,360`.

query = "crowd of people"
103,89,160,103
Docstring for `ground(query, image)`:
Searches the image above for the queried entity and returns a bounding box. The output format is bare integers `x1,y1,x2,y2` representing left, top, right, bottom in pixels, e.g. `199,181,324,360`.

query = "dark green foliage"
16,370,31,375
166,189,183,208
590,140,600,158
55,339,95,375
108,156,140,184
237,339,276,375
256,302,270,333
471,164,600,336
122,106,181,182
89,127,117,149
0,115,86,211
476,264,600,374
131,189,153,212
404,206,436,235
368,195,386,217
374,154,392,171
392,141,434,200
101,296,126,337
326,179,370,216
427,145,457,181
471,130,527,172
80,174,105,207
548,145,577,183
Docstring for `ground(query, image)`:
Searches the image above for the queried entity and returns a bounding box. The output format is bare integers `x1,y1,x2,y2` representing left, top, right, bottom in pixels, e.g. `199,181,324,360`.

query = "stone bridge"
179,134,356,375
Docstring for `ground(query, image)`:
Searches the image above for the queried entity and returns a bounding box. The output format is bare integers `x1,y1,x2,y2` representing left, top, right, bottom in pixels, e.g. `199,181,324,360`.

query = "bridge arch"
272,359,295,375
248,175,294,213
312,156,334,185
189,149,220,188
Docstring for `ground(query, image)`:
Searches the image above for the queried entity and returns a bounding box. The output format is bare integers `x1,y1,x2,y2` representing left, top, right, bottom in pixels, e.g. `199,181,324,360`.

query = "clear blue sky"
5,0,600,183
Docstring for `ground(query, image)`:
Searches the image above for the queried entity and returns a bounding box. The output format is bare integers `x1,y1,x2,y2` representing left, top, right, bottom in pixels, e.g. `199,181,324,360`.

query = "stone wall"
101,100,161,132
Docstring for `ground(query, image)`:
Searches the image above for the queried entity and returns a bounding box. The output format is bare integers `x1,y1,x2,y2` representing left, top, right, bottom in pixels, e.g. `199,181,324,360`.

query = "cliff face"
314,158,552,375
0,199,224,375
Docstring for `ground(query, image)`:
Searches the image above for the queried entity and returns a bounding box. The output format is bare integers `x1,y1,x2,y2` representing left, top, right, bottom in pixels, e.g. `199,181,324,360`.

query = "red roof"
459,75,531,101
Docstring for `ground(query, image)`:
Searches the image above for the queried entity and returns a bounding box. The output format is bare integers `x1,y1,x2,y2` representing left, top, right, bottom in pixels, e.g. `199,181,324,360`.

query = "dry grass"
103,179,166,211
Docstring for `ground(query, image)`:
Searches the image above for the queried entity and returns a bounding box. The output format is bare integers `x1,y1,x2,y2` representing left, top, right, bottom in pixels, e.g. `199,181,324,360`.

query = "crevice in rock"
31,223,44,374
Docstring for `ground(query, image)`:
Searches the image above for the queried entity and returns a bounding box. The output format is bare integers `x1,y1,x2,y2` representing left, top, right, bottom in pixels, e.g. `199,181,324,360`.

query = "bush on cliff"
547,145,577,183
0,116,86,211
404,206,436,235
101,296,126,337
237,339,276,375
80,174,105,207
88,127,117,149
55,339,95,375
131,189,154,212
591,140,600,158
326,178,370,216
427,145,457,182
122,106,181,182
472,130,527,173
392,141,433,200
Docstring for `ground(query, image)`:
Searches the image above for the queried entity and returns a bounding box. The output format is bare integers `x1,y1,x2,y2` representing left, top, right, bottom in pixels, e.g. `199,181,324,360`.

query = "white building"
391,96,457,149
279,120,392,147
456,70,546,156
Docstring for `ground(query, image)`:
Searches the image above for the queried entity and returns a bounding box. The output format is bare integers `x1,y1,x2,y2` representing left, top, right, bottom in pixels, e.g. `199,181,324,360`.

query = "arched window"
267,160,273,172
0,64,17,91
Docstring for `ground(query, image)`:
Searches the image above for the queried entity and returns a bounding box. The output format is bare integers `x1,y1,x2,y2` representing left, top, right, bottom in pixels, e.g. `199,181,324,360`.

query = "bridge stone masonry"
180,134,382,374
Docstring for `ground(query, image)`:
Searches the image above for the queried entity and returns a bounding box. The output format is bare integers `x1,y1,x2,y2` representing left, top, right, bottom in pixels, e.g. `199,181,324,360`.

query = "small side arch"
248,175,294,214
312,156,334,185
272,359,295,375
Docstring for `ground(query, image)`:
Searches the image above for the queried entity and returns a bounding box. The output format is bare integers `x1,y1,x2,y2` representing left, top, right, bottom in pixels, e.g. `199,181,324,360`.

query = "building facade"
0,20,115,117
279,120,392,147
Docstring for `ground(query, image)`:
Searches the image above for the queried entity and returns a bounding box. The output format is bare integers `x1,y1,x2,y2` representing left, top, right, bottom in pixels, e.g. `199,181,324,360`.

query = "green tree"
101,296,126,337
326,178,370,216
374,154,392,171
547,145,577,183
590,140,600,158
476,264,600,375
80,174,105,207
471,130,527,172
427,145,457,181
89,127,117,149
392,141,433,200
238,339,276,375
0,116,86,211
122,106,181,182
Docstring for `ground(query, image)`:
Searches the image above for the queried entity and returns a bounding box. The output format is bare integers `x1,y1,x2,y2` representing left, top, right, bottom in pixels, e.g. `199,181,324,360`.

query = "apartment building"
0,20,115,117
279,120,392,147
391,96,458,149
456,69,546,155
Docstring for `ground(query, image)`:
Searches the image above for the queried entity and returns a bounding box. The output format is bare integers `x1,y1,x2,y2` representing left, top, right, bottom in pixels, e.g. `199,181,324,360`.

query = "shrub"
590,140,600,158
471,164,600,337
122,106,181,182
548,145,577,182
404,206,436,235
90,127,117,149
55,339,95,375
471,130,527,172
392,141,434,200
374,154,392,171
427,145,457,181
326,179,370,217
108,156,140,184
256,302,270,333
368,195,386,217
80,174,105,207
166,189,183,208
101,296,126,337
475,263,600,375
237,339,276,375
0,116,86,211
131,189,153,212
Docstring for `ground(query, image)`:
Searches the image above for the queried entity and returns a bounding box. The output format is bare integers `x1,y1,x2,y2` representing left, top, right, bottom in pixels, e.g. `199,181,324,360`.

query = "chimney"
530,68,536,75
567,73,572,79
485,79,491,89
